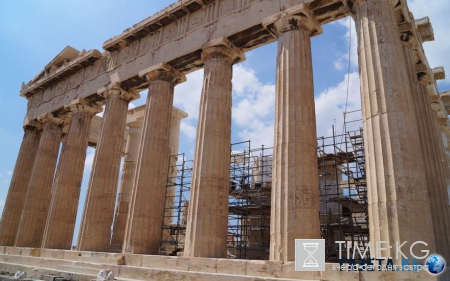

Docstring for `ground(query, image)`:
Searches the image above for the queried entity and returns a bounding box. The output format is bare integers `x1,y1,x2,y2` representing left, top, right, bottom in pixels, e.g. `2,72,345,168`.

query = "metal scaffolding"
228,141,273,260
160,111,368,261
160,153,193,255
317,126,369,261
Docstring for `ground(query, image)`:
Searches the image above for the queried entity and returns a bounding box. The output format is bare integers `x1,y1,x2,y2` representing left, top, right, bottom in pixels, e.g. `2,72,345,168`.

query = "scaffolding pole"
160,113,368,261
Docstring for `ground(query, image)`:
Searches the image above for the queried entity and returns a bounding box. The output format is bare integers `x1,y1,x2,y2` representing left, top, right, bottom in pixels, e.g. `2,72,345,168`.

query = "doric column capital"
64,98,103,116
262,4,322,38
101,85,140,102
349,0,402,16
272,15,321,37
98,84,140,102
201,37,245,64
139,62,186,86
23,119,43,132
37,113,65,126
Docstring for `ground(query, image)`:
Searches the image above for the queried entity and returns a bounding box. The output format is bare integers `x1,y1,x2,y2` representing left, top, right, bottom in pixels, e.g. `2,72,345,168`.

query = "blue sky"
0,1,449,245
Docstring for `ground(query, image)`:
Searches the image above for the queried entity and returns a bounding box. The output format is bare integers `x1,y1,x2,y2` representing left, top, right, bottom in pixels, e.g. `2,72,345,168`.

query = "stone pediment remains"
21,46,101,98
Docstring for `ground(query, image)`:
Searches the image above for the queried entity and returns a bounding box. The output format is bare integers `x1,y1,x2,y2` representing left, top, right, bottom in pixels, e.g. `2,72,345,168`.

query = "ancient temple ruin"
0,0,449,280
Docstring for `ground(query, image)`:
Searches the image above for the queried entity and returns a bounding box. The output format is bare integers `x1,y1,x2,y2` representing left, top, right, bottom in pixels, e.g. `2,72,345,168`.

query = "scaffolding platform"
160,111,368,262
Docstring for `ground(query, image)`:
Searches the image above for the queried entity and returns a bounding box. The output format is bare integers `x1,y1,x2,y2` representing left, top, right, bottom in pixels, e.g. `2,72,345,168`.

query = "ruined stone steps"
0,247,436,281
0,262,98,281
0,247,335,280
0,252,321,281
0,255,113,277
0,259,316,281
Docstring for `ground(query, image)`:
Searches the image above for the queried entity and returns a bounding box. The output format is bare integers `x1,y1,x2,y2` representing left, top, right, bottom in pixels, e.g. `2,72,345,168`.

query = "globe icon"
426,255,445,275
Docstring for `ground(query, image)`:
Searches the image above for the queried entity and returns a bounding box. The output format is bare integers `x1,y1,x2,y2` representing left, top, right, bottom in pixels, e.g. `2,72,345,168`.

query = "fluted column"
353,0,435,260
399,28,450,267
419,82,450,281
77,86,138,252
0,122,41,245
52,133,68,186
263,7,322,261
42,99,101,250
418,78,450,259
111,121,142,247
169,108,188,156
15,114,64,247
164,108,188,226
123,63,185,254
184,39,244,258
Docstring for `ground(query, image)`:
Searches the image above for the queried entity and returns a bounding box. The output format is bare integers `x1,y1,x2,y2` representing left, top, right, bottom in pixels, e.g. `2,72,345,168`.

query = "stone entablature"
21,0,352,122
19,0,449,144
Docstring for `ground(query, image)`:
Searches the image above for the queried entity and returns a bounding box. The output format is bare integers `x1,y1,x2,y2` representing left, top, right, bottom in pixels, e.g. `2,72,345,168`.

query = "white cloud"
232,65,275,148
180,120,196,141
334,59,344,71
333,17,358,71
315,72,362,139
238,122,274,148
232,65,263,95
171,60,361,154
6,170,12,176
0,200,4,214
231,66,362,149
84,147,95,173
408,0,450,87
173,70,204,143
174,69,204,122
173,65,276,148
172,64,361,151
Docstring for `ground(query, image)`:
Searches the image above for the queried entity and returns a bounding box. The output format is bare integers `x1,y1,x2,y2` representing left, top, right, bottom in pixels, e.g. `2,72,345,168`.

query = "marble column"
420,83,450,279
353,0,435,259
399,27,450,266
77,86,138,252
184,39,244,258
42,99,101,250
15,114,64,247
124,63,185,254
0,122,41,246
418,78,450,262
263,8,322,261
111,121,142,247
52,133,68,188
164,108,188,227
